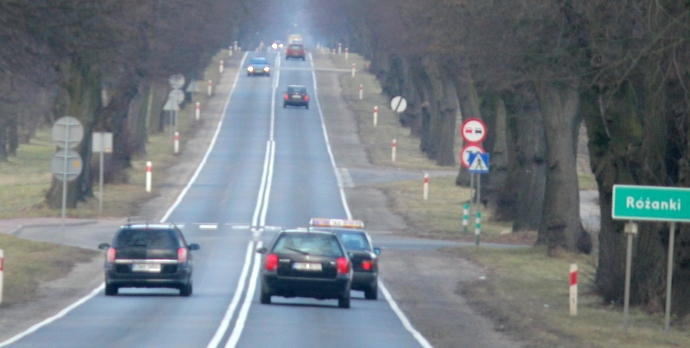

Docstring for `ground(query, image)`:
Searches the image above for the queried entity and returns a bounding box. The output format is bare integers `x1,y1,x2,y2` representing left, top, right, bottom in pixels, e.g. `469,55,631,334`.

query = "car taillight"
107,248,116,263
284,94,289,100
178,247,188,263
304,95,309,102
266,254,278,271
361,260,372,271
337,257,350,274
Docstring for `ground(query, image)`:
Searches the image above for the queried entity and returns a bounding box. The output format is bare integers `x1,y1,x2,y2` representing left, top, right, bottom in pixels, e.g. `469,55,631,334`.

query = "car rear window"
335,232,371,251
273,233,343,257
288,86,306,94
114,229,179,249
288,45,303,50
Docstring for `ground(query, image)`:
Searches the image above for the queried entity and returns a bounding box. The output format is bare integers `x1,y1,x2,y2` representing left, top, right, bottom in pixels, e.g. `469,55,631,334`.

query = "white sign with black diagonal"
468,152,490,174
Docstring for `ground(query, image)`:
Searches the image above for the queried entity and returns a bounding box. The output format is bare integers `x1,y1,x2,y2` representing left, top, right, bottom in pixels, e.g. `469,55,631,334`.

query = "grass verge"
322,52,690,347
0,50,235,307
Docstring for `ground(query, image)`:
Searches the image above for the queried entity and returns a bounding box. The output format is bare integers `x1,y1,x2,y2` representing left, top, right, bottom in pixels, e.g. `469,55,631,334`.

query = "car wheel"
283,103,287,108
260,288,271,304
305,104,309,109
105,283,118,296
364,284,378,300
338,292,351,308
180,282,193,297
247,73,250,76
302,57,305,61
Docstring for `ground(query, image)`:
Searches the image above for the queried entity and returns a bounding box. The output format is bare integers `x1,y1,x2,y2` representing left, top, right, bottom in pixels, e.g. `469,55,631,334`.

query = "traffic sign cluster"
460,118,489,172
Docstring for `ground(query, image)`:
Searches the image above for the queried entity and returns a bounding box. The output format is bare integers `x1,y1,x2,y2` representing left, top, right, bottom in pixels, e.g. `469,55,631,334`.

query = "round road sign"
169,74,185,89
52,116,84,149
461,118,487,144
390,96,407,113
460,144,485,169
50,149,83,182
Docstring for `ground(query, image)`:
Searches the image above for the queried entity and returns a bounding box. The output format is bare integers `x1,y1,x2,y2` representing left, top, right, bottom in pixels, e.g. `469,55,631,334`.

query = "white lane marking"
312,54,433,348
228,224,251,230
0,54,252,348
206,241,256,348
379,281,433,348
199,224,218,230
0,285,104,347
310,53,352,220
225,241,263,348
210,53,278,347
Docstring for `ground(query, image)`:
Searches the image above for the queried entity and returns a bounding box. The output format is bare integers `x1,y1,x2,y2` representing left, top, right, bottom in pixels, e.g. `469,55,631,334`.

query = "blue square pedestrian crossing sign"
468,153,490,174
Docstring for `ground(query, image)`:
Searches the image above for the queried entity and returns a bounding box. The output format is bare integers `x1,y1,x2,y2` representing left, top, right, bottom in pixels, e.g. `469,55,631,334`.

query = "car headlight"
247,66,254,72
264,67,270,72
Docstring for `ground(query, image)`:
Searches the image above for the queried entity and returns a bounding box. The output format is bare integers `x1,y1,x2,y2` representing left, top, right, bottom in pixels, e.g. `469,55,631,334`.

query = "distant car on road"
247,57,271,76
310,218,381,300
257,229,353,308
283,85,310,109
98,222,200,296
285,44,305,60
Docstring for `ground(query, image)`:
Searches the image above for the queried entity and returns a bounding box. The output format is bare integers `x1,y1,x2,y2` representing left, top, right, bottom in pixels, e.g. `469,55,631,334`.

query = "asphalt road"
2,51,435,348
0,50,530,348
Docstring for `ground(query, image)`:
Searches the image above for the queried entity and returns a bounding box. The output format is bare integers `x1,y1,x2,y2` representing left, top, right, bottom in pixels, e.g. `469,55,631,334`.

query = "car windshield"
335,232,371,251
115,229,178,249
250,57,267,65
288,86,306,94
273,233,343,257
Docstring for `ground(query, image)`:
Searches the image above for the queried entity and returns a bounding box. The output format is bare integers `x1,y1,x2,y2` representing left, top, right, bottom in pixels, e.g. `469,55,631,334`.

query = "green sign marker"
612,184,690,222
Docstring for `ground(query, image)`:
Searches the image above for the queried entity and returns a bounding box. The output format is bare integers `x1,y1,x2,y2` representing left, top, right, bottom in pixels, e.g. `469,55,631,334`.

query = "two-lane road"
2,51,430,348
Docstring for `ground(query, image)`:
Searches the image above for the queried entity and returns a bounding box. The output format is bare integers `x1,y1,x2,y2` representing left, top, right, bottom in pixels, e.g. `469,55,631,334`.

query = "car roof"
119,223,177,230
288,84,306,88
279,229,334,236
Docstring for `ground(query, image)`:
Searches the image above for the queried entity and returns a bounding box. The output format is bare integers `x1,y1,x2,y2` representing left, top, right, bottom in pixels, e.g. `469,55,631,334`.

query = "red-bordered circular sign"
460,144,486,169
460,118,487,144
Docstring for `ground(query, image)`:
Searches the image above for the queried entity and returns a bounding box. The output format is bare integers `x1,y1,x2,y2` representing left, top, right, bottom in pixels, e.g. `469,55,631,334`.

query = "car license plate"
293,262,322,271
132,263,161,273
292,94,301,99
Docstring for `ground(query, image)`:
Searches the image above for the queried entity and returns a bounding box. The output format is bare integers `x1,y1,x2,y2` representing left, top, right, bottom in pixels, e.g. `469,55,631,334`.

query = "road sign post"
612,184,690,331
92,132,112,216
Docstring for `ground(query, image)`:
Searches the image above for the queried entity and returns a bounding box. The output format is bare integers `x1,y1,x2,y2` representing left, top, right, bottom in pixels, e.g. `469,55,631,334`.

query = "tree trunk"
535,81,588,253
481,96,510,215
454,58,482,186
45,58,101,209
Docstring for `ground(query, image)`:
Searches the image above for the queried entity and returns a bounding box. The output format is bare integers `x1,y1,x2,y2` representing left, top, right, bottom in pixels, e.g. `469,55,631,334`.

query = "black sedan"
98,222,200,296
247,57,270,76
309,218,380,300
257,229,353,308
283,85,309,109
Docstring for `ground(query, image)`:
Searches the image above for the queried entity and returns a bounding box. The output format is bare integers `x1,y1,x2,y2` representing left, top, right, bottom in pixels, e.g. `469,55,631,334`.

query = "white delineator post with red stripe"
373,106,378,126
570,263,578,316
207,80,213,96
195,102,200,120
219,60,224,74
359,84,363,100
1,249,4,305
146,161,152,193
351,63,356,78
174,132,180,155
391,139,397,162
423,173,429,200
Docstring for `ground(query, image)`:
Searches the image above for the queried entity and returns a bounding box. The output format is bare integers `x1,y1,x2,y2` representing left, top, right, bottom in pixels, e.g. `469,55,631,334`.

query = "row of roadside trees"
312,0,690,317
0,0,250,210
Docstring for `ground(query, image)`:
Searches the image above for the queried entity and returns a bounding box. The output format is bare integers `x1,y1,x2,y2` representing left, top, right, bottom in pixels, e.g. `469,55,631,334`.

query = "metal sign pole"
665,222,676,331
61,123,70,248
99,133,104,216
623,221,637,332
469,173,474,221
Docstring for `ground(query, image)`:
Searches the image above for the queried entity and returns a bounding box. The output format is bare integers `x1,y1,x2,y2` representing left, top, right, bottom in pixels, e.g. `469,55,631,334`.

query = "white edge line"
0,284,105,347
310,53,352,220
379,281,433,348
161,51,250,223
311,53,433,348
206,241,255,348
0,53,251,348
258,141,275,226
225,241,263,348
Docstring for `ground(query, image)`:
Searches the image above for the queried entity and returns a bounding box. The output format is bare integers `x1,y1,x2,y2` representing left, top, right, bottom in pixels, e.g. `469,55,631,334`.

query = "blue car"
247,57,270,76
